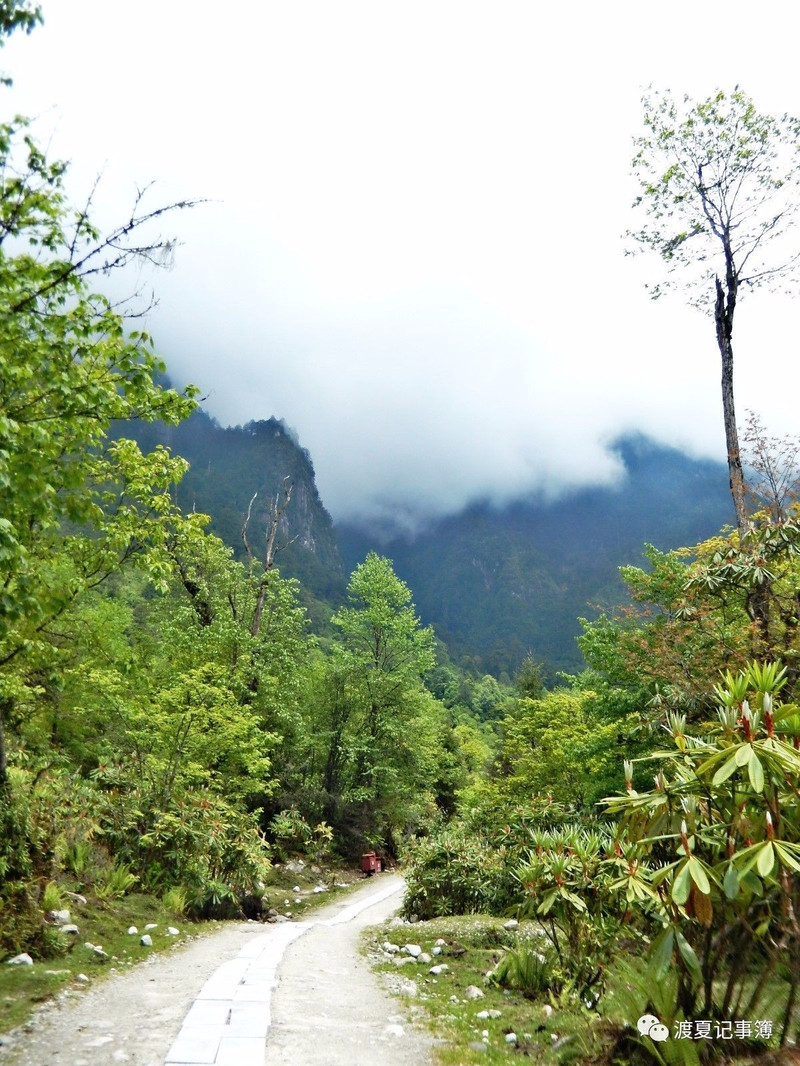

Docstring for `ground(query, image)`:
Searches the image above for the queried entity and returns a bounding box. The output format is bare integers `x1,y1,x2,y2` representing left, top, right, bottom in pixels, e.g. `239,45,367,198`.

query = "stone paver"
162,879,404,1066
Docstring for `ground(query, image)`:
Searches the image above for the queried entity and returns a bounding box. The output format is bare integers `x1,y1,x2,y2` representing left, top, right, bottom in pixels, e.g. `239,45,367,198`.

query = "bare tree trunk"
242,477,295,639
715,275,749,539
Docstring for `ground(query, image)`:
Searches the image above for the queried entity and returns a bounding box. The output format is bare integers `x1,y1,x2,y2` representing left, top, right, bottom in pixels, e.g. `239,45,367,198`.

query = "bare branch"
250,476,294,639
241,491,258,565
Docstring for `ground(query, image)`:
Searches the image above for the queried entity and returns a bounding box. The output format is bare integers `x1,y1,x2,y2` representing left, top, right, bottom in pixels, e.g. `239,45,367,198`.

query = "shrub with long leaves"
513,823,629,1000
603,661,800,1046
402,824,515,919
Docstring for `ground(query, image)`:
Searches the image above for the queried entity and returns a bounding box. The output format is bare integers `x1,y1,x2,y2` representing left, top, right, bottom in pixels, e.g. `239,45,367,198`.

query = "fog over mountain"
6,2,800,527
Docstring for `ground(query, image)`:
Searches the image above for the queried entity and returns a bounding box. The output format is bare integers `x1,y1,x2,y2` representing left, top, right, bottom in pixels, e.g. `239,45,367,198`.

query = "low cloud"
152,277,737,529
6,1,800,530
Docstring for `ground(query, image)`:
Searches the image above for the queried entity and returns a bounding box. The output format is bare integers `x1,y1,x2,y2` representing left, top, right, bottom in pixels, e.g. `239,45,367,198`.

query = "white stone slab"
164,1026,221,1064
227,1004,270,1038
232,982,273,1003
216,1037,265,1066
195,979,241,1000
322,882,400,926
240,968,277,984
236,936,271,958
183,1001,231,1027
213,959,251,980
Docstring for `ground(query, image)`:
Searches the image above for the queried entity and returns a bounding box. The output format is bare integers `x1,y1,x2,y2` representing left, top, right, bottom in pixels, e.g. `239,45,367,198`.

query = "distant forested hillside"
116,406,346,622
120,410,733,676
338,435,734,678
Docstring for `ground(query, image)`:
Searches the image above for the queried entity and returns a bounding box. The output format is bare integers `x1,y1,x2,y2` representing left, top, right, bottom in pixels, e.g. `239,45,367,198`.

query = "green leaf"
675,931,702,988
735,743,752,767
773,842,800,873
757,842,775,878
740,870,764,896
723,863,739,900
748,750,765,793
687,856,711,895
650,928,675,979
672,861,692,905
711,752,740,786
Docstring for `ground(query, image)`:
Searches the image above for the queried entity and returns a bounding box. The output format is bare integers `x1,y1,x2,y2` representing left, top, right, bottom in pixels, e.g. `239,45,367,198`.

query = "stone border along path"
163,879,403,1066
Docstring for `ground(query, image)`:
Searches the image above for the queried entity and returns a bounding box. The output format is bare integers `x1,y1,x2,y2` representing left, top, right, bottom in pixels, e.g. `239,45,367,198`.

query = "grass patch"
365,914,594,1064
0,967,74,1034
258,858,364,920
0,891,220,1035
366,915,796,1065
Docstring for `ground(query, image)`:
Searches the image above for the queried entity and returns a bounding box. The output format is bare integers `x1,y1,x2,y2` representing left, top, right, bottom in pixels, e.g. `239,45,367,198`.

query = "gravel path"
0,874,432,1066
264,877,432,1065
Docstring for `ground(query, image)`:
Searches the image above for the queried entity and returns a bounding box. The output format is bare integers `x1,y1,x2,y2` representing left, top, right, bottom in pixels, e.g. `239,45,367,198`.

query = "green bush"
41,882,63,912
93,767,271,909
601,660,800,1042
0,768,101,959
402,825,515,919
490,944,560,998
63,840,91,878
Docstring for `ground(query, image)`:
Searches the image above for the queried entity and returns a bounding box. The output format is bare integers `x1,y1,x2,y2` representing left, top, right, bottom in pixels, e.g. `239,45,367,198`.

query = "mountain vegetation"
340,435,734,678
395,87,800,1062
3,9,800,1057
116,406,346,625
0,3,487,972
123,411,736,678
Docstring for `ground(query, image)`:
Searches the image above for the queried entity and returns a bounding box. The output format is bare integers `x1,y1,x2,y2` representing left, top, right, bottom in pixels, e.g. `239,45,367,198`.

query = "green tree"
628,88,800,536
154,525,313,829
0,1,38,44
0,129,198,785
581,519,800,711
491,689,623,809
327,553,437,847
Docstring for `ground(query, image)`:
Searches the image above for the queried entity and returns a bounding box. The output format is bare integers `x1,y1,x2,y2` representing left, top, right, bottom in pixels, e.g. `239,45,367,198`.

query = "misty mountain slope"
123,407,733,676
337,435,734,678
119,408,346,608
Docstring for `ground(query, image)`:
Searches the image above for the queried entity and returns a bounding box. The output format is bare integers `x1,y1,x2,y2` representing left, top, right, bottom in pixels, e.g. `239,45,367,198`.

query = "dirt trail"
0,874,431,1066
264,876,432,1065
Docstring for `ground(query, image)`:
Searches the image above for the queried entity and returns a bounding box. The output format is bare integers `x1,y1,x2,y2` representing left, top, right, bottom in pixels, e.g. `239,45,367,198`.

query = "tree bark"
244,477,294,639
0,697,7,788
715,275,749,539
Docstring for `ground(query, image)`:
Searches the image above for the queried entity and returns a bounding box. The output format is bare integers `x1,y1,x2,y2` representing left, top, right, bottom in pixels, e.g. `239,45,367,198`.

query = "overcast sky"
6,2,800,528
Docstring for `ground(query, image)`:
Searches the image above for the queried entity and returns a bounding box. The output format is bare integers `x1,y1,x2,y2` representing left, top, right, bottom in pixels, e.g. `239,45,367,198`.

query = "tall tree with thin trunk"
627,87,800,538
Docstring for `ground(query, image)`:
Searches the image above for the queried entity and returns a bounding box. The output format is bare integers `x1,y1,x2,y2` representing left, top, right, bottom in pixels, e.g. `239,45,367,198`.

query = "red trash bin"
361,851,380,876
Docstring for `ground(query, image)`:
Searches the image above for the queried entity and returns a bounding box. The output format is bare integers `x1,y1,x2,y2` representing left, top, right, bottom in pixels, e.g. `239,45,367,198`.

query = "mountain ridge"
119,401,733,677
337,433,733,677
